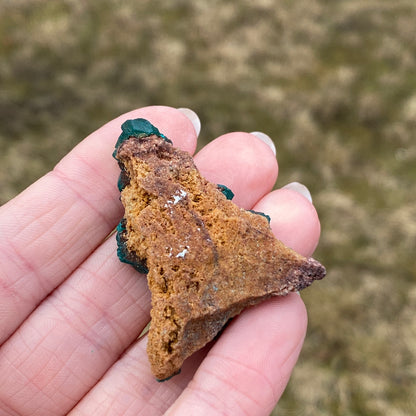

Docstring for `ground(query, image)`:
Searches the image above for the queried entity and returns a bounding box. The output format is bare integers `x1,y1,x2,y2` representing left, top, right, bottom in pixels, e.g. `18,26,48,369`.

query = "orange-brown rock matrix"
114,118,326,381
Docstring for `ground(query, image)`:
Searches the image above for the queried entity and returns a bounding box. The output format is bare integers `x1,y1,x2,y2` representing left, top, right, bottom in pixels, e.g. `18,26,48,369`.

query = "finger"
0,237,153,416
253,187,321,257
0,106,198,345
166,295,307,416
194,132,278,209
70,182,320,415
69,335,213,416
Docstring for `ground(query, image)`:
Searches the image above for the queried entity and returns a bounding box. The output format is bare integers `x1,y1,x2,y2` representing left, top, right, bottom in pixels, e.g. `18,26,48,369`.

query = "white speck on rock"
172,189,187,205
176,247,189,258
166,189,187,205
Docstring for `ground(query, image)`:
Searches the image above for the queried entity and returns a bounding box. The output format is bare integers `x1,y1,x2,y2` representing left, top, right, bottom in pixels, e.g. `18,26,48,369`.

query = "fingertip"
194,132,278,209
250,131,276,156
282,181,313,203
177,108,201,137
253,188,321,257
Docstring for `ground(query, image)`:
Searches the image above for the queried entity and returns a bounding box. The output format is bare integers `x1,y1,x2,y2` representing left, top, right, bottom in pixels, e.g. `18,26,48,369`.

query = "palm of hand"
0,106,321,416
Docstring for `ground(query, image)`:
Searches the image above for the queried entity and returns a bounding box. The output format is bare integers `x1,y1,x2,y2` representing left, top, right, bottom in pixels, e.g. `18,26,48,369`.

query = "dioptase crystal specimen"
113,118,326,381
217,184,235,200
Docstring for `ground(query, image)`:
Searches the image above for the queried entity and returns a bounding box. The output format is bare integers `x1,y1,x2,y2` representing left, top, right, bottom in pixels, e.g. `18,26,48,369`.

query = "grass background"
1,0,415,414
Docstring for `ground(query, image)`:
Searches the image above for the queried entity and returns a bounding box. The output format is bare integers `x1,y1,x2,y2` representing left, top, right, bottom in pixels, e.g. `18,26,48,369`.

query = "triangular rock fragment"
114,119,326,381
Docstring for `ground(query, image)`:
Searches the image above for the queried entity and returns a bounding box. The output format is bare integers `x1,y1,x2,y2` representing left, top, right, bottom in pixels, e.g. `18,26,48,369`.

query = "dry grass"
1,0,415,414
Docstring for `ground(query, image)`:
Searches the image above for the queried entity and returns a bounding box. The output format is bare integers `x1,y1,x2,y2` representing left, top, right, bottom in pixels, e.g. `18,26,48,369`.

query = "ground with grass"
1,1,415,414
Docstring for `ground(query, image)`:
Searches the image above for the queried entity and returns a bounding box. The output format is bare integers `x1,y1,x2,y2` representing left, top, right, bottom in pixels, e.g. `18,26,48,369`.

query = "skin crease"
0,106,321,416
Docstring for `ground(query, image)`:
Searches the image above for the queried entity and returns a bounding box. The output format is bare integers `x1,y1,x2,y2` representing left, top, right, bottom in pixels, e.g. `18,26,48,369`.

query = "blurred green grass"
1,0,415,414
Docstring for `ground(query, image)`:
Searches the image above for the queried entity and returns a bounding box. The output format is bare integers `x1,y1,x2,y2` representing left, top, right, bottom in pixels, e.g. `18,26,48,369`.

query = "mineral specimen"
114,118,326,381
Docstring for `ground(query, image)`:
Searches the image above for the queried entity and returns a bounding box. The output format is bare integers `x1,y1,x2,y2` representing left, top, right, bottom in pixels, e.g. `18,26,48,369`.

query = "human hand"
0,106,321,415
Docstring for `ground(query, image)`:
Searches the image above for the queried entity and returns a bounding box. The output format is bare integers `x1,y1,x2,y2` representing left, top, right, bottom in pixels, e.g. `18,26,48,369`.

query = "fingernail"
250,131,276,155
177,108,201,137
283,182,313,203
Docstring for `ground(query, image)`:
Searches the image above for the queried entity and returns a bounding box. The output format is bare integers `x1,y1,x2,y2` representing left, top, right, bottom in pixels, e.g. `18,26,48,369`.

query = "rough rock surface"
114,119,326,381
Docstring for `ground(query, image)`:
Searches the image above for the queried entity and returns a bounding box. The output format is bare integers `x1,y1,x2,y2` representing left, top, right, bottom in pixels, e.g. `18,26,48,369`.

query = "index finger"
0,106,198,345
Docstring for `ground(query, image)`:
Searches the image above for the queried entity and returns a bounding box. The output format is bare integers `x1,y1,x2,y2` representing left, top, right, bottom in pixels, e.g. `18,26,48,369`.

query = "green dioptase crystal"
216,185,270,224
248,210,271,224
116,219,149,274
113,118,172,159
217,184,234,200
114,118,172,273
117,170,129,192
156,369,181,383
